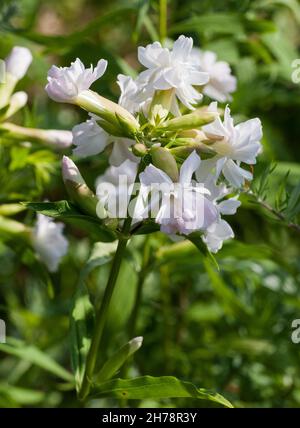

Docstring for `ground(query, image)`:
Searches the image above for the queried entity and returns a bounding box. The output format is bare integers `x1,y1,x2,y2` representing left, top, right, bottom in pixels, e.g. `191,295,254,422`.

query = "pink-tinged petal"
139,164,173,186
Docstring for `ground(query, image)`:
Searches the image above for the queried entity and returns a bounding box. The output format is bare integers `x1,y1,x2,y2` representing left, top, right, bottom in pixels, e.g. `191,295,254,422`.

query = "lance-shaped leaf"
91,375,233,408
0,337,73,382
23,200,117,242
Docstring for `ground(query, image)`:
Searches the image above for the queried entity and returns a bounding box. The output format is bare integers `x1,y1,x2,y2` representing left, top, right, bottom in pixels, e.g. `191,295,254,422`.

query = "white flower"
202,104,262,187
45,58,107,103
5,46,33,80
33,214,68,272
139,151,218,235
201,173,240,252
137,35,209,110
203,219,234,253
96,159,138,219
117,74,153,115
191,49,236,102
72,116,109,157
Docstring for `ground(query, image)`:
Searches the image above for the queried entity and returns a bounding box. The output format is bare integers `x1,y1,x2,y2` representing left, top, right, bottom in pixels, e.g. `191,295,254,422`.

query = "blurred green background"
0,0,300,408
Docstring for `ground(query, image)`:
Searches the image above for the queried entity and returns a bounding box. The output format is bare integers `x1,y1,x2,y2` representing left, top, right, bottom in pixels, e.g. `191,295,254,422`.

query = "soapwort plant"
20,29,265,406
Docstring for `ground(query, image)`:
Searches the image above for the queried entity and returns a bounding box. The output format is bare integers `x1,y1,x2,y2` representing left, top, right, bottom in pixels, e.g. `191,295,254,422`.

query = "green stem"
78,161,145,401
128,236,151,338
78,216,132,401
159,0,167,44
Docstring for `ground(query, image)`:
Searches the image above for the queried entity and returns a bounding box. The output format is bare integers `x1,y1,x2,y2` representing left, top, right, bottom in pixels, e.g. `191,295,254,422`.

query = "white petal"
179,151,200,184
139,164,173,186
203,219,234,253
222,159,252,188
172,35,193,60
218,198,241,215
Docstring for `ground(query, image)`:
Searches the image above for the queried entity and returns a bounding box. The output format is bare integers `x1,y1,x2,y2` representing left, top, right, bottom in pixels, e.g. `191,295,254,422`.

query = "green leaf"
0,337,73,382
91,376,233,408
70,281,94,393
170,13,244,36
23,200,117,242
284,183,300,220
0,383,46,406
22,6,136,50
94,337,143,383
132,220,160,235
70,242,118,392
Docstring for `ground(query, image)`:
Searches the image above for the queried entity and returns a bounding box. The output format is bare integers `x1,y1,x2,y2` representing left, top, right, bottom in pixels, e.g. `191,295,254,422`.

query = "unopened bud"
149,89,174,124
158,110,218,132
62,156,101,218
76,90,140,138
179,129,208,142
132,143,148,157
0,91,28,120
170,142,216,160
94,336,143,383
5,46,32,80
150,146,179,182
0,47,32,109
0,123,72,149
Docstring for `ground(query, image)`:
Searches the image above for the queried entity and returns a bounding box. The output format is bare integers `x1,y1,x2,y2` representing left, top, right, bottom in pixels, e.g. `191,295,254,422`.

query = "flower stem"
159,0,167,45
78,216,132,401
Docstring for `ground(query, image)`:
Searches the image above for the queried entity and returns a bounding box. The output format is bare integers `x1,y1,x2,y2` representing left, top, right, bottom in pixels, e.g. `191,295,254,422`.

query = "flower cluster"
46,35,262,254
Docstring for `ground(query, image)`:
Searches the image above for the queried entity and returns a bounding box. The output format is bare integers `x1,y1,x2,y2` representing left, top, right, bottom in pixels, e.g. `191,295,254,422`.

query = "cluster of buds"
46,35,262,255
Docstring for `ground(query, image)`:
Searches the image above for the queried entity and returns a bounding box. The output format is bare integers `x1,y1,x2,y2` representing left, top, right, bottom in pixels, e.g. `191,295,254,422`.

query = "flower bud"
149,89,174,123
0,123,72,149
158,110,218,132
0,47,32,109
179,129,208,142
1,91,28,120
150,146,179,182
62,156,102,218
94,336,143,383
170,142,216,160
0,215,30,238
132,143,148,157
75,90,140,137
5,46,33,80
